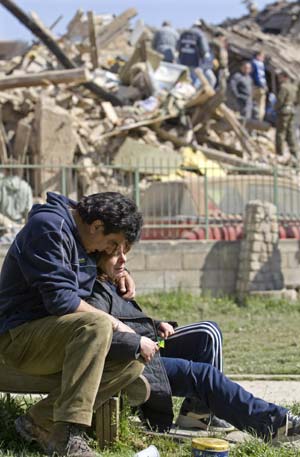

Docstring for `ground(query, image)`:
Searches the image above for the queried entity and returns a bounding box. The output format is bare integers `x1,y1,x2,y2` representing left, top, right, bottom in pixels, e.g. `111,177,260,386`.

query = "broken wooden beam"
101,102,120,126
87,11,99,69
193,68,257,158
12,119,31,163
0,67,90,90
96,113,177,142
97,8,137,49
0,0,123,105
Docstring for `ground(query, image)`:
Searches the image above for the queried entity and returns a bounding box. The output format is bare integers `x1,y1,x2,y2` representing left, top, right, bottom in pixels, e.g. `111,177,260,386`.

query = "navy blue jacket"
178,27,210,68
0,192,97,335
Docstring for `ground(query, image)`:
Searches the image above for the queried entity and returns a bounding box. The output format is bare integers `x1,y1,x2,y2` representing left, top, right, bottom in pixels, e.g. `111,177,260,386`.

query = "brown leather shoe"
47,422,97,457
15,414,50,451
123,374,151,407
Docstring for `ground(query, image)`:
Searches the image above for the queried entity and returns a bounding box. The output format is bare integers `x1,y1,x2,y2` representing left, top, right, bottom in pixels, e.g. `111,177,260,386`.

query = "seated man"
0,191,145,457
88,244,300,442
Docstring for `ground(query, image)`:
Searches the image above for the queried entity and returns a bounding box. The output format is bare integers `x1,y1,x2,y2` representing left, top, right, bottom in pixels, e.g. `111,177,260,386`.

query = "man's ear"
90,220,103,234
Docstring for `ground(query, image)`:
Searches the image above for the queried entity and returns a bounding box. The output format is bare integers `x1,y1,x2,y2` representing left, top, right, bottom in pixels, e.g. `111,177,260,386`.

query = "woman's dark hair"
77,192,143,243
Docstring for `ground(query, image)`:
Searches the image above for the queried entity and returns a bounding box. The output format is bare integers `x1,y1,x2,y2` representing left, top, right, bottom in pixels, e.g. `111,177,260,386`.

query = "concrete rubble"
0,1,299,216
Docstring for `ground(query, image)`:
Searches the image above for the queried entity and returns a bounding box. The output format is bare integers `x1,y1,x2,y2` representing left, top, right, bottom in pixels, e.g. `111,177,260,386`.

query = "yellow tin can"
192,438,229,457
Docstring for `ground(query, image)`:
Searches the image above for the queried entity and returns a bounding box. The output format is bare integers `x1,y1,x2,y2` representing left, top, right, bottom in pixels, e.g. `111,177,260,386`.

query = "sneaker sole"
176,414,209,431
176,414,235,432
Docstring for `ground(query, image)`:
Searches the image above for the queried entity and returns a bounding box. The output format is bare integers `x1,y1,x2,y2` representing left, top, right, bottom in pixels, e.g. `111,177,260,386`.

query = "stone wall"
0,239,299,296
126,239,300,295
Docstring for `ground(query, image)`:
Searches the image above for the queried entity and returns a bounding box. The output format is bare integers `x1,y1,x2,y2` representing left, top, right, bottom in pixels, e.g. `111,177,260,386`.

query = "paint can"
192,438,229,456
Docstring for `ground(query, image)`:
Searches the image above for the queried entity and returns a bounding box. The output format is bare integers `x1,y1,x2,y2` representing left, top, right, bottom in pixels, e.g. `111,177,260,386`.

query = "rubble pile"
0,1,299,205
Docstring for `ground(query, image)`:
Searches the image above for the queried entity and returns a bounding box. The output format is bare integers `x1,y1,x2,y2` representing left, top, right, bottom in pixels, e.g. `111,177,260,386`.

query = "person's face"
257,53,265,62
82,220,126,255
242,63,251,75
98,242,131,280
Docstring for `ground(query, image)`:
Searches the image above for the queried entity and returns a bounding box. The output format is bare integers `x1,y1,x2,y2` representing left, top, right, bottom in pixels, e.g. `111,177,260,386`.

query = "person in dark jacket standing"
0,191,144,457
178,20,216,88
275,71,299,165
88,246,300,442
152,21,179,63
230,60,253,119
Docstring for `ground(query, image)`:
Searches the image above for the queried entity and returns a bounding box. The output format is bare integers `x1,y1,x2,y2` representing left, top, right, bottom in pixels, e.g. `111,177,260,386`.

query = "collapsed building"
0,0,299,240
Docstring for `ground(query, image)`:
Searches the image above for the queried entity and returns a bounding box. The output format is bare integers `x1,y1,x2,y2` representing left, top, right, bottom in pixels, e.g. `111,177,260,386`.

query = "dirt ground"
238,380,300,405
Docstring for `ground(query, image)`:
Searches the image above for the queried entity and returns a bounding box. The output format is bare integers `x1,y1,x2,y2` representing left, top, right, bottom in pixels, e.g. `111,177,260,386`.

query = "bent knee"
123,360,145,381
205,320,223,339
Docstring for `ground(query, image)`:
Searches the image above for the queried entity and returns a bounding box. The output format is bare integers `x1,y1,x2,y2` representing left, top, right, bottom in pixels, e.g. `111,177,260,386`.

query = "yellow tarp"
181,147,226,177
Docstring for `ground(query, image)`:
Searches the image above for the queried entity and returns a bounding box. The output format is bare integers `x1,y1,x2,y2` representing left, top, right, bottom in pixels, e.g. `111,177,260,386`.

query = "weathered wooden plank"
101,102,120,125
96,8,137,49
87,11,99,69
12,119,31,162
0,67,90,90
95,397,120,449
0,361,60,393
0,0,123,105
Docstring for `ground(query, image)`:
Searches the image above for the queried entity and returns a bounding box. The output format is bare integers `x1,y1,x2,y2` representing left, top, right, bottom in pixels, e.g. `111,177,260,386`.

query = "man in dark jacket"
88,246,300,442
0,191,144,457
230,60,253,119
178,20,216,88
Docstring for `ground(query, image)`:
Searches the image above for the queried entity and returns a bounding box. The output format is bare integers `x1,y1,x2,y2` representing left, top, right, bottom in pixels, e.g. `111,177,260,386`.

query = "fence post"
273,166,278,215
134,168,140,207
61,166,67,196
204,169,209,240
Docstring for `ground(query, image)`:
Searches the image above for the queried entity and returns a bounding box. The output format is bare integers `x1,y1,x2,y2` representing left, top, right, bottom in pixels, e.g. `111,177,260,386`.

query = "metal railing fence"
0,162,299,241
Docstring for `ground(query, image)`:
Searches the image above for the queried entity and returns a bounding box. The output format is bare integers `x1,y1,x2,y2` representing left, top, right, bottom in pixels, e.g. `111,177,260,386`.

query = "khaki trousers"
0,313,143,430
276,113,298,157
253,86,266,121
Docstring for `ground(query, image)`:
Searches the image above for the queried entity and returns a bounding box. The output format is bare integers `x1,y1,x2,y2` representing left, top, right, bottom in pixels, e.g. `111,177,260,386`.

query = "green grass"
2,292,300,456
139,292,300,375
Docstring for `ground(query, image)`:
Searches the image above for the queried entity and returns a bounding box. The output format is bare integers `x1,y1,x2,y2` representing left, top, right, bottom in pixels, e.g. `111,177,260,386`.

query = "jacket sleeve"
88,282,142,361
197,31,210,57
251,62,260,87
18,231,81,315
275,86,288,111
108,331,141,361
230,74,248,101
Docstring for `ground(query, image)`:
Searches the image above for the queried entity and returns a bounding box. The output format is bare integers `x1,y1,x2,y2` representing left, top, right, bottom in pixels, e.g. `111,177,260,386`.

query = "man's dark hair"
241,60,251,68
77,192,143,243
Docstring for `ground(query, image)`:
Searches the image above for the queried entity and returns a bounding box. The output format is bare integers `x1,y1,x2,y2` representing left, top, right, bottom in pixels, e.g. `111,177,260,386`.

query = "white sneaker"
176,412,235,432
273,411,300,443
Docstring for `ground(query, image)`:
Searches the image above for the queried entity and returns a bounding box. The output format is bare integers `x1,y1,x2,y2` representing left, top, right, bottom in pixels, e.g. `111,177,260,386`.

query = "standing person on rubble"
0,191,145,457
152,20,179,63
275,71,299,166
178,19,216,88
251,50,268,120
229,60,253,120
210,31,229,94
